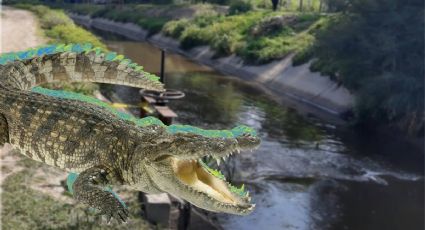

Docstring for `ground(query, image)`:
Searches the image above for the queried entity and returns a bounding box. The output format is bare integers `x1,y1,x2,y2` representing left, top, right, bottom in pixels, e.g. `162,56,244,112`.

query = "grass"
164,10,322,63
16,4,106,49
66,4,175,35
61,3,323,64
2,158,152,229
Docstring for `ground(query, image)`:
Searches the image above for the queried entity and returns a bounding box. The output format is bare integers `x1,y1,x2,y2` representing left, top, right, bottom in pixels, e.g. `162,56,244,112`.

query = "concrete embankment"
70,13,354,119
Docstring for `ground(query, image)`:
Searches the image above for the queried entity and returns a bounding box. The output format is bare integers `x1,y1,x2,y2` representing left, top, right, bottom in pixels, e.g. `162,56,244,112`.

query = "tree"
313,0,424,135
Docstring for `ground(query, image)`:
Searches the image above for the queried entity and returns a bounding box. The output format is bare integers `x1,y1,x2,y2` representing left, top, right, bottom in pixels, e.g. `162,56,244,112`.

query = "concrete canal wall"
70,13,354,118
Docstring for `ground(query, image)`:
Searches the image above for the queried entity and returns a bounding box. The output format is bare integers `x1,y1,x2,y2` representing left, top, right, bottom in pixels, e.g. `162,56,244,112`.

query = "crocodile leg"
72,166,129,223
0,114,9,146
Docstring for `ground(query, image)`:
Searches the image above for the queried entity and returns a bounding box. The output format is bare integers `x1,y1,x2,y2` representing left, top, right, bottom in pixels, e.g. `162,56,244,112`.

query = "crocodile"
0,44,261,223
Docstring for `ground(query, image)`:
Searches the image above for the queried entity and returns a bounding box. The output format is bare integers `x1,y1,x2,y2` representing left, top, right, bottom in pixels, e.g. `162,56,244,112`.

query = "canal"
95,32,423,230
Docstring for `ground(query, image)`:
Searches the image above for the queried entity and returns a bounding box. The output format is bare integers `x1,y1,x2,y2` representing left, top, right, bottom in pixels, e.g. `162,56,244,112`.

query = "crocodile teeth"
216,158,221,166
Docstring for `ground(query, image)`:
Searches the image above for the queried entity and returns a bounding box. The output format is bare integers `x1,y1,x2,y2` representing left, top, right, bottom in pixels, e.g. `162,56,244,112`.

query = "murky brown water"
98,35,423,230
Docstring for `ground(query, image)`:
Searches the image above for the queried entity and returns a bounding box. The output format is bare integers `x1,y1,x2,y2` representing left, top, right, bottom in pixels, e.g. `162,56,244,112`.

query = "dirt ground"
0,6,46,53
1,5,46,185
0,6,66,198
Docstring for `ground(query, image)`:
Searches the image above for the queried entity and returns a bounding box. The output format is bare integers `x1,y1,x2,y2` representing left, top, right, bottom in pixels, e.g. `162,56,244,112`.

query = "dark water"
101,39,423,230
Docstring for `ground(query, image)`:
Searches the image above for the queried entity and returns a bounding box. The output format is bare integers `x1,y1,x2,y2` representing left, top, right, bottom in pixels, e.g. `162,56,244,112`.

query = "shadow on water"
100,38,424,230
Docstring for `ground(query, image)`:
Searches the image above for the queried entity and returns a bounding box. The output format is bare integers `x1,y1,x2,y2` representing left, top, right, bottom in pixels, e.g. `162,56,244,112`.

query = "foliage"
324,0,350,12
164,10,320,62
312,0,424,135
64,3,104,16
45,24,104,46
15,4,106,49
292,44,314,65
66,4,171,35
30,5,74,29
1,167,151,229
228,0,253,15
162,19,191,38
180,25,211,49
137,17,169,34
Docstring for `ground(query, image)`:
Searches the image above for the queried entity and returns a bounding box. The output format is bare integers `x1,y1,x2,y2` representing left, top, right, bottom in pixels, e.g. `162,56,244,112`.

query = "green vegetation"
16,4,106,49
307,0,424,135
228,0,253,15
164,11,321,63
6,0,422,135
66,3,181,35
89,5,169,34
59,3,322,63
2,155,151,229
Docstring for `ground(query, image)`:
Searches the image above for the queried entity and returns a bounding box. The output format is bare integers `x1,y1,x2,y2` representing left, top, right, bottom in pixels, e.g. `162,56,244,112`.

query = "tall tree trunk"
299,0,303,11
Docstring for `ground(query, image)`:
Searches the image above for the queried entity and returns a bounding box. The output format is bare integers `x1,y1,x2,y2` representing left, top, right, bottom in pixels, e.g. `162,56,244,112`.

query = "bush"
228,0,252,15
312,0,424,133
180,26,211,49
292,46,314,66
41,9,73,29
66,4,104,16
251,15,297,36
211,34,233,55
163,19,191,38
193,13,221,28
137,17,169,35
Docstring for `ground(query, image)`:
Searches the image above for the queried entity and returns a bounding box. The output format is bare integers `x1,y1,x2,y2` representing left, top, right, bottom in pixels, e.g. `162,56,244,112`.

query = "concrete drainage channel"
69,13,355,123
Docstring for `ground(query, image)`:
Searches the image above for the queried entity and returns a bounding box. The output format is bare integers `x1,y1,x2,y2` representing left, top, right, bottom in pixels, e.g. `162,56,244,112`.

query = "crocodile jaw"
146,155,254,215
142,132,260,215
172,157,254,214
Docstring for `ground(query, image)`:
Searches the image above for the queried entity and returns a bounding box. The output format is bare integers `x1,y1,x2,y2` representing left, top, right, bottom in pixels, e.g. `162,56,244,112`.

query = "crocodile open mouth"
172,157,254,213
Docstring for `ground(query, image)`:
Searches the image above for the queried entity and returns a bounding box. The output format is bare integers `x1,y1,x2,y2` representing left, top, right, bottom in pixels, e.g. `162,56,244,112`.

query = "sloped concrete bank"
70,13,354,119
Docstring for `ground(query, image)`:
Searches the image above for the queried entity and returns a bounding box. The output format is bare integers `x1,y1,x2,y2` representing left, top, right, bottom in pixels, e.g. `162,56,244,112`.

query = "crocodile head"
136,124,261,215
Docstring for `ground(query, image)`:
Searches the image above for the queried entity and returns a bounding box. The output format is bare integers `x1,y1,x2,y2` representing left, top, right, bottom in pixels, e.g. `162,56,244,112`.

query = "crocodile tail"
0,43,164,91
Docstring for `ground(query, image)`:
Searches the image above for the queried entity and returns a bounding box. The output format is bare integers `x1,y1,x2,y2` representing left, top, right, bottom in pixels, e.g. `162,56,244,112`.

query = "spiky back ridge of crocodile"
0,43,163,91
0,43,159,82
31,87,257,138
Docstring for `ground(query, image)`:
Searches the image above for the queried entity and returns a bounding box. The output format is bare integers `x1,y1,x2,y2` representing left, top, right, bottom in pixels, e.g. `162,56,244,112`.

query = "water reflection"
101,39,424,230
166,73,243,125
